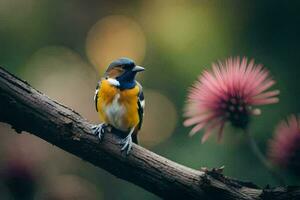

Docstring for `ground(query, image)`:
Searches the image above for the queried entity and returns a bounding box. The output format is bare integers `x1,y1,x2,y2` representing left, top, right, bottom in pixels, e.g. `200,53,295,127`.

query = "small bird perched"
93,57,145,154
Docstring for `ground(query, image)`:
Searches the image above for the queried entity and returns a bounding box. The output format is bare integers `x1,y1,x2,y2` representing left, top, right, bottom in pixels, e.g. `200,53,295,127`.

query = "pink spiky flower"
184,57,279,143
268,115,300,174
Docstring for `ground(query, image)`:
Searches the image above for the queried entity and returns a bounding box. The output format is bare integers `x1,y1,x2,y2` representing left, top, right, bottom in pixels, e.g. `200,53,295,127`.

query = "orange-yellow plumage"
97,79,140,132
93,57,144,154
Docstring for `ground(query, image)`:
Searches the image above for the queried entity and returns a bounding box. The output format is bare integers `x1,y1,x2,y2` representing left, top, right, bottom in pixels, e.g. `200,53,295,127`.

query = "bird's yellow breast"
97,79,140,131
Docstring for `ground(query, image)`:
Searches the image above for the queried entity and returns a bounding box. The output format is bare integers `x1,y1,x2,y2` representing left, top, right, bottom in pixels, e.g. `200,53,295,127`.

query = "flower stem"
244,130,285,185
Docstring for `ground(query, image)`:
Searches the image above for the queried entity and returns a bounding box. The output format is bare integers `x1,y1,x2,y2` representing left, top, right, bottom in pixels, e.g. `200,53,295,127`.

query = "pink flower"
184,57,279,143
268,115,300,174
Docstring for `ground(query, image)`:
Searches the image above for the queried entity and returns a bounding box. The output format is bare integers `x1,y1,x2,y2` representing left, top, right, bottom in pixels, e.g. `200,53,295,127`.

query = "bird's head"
104,57,144,89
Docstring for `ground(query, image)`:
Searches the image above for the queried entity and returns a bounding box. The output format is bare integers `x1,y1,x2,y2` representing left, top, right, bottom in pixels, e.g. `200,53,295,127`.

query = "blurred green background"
1,0,300,199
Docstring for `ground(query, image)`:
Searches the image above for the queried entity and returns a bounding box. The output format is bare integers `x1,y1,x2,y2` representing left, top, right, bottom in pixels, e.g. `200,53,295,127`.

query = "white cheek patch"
107,78,120,87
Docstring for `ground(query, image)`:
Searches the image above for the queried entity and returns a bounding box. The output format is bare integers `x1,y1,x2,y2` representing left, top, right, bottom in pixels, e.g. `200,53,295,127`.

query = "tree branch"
0,67,299,200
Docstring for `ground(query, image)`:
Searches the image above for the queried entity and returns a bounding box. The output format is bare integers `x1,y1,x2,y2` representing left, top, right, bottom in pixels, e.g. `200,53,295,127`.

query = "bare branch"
0,67,299,200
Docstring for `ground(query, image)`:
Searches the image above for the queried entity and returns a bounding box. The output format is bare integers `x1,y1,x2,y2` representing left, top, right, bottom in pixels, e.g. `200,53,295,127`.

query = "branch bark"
0,67,299,200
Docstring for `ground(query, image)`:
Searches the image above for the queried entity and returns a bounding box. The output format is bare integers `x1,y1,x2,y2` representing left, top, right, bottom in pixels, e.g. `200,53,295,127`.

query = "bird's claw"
92,123,108,140
119,135,133,155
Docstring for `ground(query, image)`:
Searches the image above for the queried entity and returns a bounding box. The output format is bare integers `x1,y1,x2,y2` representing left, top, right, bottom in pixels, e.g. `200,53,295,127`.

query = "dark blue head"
105,57,145,89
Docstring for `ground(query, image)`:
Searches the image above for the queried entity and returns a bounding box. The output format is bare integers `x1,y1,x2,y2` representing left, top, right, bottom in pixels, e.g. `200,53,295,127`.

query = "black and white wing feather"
94,81,101,112
136,81,145,130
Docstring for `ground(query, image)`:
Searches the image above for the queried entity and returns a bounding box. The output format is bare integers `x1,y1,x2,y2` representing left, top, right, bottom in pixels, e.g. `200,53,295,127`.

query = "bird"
92,57,145,154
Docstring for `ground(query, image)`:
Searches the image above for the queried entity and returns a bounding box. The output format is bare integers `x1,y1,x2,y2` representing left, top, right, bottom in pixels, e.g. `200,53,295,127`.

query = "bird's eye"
122,65,129,70
123,64,134,70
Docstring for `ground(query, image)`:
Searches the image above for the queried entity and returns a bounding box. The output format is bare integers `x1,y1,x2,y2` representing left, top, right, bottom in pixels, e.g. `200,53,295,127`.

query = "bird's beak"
132,65,145,72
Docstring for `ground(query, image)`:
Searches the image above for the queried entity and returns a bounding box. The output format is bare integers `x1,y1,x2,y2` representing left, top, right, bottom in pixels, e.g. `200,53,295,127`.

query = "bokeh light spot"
140,90,178,147
86,15,146,73
22,46,99,122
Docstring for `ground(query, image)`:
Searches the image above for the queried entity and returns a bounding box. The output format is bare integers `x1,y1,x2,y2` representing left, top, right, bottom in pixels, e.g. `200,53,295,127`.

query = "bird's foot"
92,123,109,141
119,134,133,155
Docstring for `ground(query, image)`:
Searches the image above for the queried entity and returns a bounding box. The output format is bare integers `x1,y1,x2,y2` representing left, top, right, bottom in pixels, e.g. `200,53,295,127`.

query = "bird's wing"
136,81,145,130
94,80,101,112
